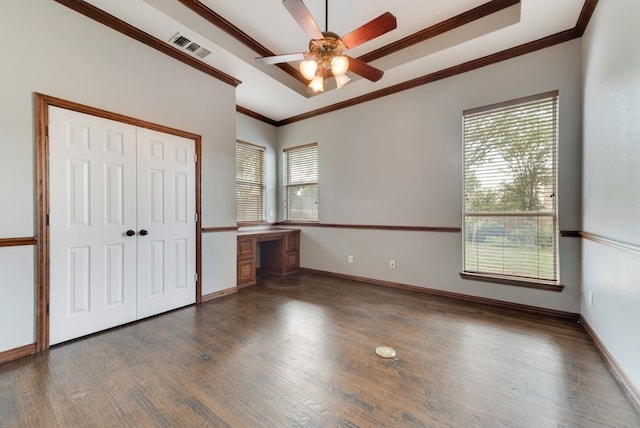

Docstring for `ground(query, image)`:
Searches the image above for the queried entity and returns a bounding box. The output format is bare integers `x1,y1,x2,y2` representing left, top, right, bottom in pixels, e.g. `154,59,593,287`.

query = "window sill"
277,221,320,225
459,272,564,292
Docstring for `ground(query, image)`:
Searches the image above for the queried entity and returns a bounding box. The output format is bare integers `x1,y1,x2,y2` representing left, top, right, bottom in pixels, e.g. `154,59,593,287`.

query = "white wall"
582,0,640,392
0,0,237,352
278,40,583,313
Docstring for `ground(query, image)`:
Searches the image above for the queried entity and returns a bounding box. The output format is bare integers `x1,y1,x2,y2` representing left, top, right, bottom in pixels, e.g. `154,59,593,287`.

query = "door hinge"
46,303,49,316
46,214,50,226
194,273,198,282
194,153,197,163
194,213,198,222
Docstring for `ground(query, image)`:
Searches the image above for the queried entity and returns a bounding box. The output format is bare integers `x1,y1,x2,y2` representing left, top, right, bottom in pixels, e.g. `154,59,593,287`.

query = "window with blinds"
236,141,265,223
463,91,559,283
284,143,318,222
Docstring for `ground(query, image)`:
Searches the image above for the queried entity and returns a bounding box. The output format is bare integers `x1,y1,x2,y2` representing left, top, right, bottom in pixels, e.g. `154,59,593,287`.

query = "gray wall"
582,0,640,392
276,40,583,314
0,0,237,352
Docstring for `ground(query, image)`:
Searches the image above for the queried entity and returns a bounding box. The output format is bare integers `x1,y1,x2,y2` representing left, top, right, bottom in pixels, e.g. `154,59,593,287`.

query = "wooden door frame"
35,93,203,351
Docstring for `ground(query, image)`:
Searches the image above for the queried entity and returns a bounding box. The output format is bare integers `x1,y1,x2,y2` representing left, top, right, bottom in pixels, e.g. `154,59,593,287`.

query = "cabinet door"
237,258,256,287
285,231,299,252
284,251,299,275
237,237,256,260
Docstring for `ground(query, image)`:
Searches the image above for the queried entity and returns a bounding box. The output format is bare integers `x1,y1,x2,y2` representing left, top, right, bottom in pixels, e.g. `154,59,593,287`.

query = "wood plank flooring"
1,272,639,427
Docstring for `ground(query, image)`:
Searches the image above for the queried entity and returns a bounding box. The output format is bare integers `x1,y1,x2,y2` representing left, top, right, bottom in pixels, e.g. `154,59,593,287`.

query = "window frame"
236,140,266,225
460,91,562,291
283,143,318,223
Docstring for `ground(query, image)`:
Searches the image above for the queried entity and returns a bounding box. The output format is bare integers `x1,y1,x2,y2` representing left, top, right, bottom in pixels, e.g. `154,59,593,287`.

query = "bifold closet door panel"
48,107,138,345
135,127,196,319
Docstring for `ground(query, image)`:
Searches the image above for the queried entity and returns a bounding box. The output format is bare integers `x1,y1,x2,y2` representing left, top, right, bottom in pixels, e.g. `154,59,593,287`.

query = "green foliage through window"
463,91,559,282
284,144,318,222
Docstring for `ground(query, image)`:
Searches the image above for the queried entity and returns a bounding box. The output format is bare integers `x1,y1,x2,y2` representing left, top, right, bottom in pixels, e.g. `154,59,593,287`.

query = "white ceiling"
83,0,586,122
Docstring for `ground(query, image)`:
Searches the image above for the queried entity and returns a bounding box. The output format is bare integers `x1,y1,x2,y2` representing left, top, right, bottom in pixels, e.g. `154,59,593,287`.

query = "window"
283,143,318,222
463,91,558,284
236,141,265,223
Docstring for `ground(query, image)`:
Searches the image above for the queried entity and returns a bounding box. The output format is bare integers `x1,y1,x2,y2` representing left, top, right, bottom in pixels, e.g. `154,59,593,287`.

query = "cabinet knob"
125,230,135,237
139,229,149,236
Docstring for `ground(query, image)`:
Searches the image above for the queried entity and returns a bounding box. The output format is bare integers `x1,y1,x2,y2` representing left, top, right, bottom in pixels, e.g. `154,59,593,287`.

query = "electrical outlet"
348,255,353,264
389,259,396,269
588,290,593,306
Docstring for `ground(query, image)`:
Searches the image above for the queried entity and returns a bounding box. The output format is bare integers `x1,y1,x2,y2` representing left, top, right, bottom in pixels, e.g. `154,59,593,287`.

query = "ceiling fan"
256,0,397,93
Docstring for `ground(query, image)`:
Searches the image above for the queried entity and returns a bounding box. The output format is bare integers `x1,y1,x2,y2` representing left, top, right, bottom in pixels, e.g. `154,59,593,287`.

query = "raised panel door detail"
68,159,90,227
150,140,164,161
174,172,187,223
149,240,165,296
175,146,187,164
68,124,90,150
105,163,124,226
175,238,187,289
68,246,90,314
149,169,165,224
105,244,124,306
105,131,124,155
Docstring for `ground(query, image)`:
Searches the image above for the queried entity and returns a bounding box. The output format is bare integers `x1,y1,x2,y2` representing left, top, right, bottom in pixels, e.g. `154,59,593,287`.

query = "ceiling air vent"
170,33,211,59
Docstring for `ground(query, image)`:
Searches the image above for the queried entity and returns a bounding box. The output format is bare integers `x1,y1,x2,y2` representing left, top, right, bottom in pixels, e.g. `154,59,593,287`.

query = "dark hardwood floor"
1,272,639,427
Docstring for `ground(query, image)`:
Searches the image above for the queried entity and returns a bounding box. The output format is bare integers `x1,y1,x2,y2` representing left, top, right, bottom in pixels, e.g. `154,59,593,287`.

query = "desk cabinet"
237,236,257,287
237,229,300,287
284,232,299,274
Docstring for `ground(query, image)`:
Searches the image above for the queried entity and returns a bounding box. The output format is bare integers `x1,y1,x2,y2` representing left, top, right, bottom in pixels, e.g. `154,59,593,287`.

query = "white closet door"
49,107,138,345
135,127,196,318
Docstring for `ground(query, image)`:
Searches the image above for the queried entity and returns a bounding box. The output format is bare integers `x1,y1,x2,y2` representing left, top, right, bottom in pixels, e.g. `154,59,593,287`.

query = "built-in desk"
237,229,300,287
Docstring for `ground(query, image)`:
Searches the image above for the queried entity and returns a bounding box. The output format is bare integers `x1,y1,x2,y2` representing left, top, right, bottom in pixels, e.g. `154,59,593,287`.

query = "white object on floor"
375,346,396,358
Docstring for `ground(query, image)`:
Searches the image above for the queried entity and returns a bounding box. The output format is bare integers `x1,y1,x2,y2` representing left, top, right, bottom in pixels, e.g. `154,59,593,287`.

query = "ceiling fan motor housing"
309,32,344,57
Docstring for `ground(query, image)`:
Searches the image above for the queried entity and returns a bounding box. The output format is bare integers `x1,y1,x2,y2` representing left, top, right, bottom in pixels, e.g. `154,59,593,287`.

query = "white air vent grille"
170,33,212,59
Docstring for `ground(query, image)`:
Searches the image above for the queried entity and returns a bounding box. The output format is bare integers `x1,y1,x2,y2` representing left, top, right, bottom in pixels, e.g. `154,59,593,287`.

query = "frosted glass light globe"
331,55,349,76
308,75,325,92
299,59,318,80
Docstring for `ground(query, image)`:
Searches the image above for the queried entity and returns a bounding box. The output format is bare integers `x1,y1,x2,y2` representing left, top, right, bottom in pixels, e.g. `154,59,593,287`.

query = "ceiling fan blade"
346,56,384,82
283,0,324,40
340,12,397,49
255,52,306,65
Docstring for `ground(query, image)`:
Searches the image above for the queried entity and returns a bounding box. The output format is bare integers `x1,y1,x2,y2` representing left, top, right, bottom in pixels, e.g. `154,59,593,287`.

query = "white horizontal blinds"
236,141,265,222
463,91,558,282
284,143,318,221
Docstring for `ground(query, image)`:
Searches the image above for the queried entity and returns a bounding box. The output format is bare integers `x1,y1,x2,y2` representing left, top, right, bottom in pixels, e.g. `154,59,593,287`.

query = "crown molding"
54,0,241,87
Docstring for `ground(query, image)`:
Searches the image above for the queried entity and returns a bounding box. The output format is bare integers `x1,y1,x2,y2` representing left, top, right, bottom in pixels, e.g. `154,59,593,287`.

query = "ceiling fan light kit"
256,0,397,93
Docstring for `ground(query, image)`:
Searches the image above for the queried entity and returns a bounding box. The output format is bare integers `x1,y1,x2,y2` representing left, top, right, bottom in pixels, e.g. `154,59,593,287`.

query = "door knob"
125,229,135,237
139,229,149,236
